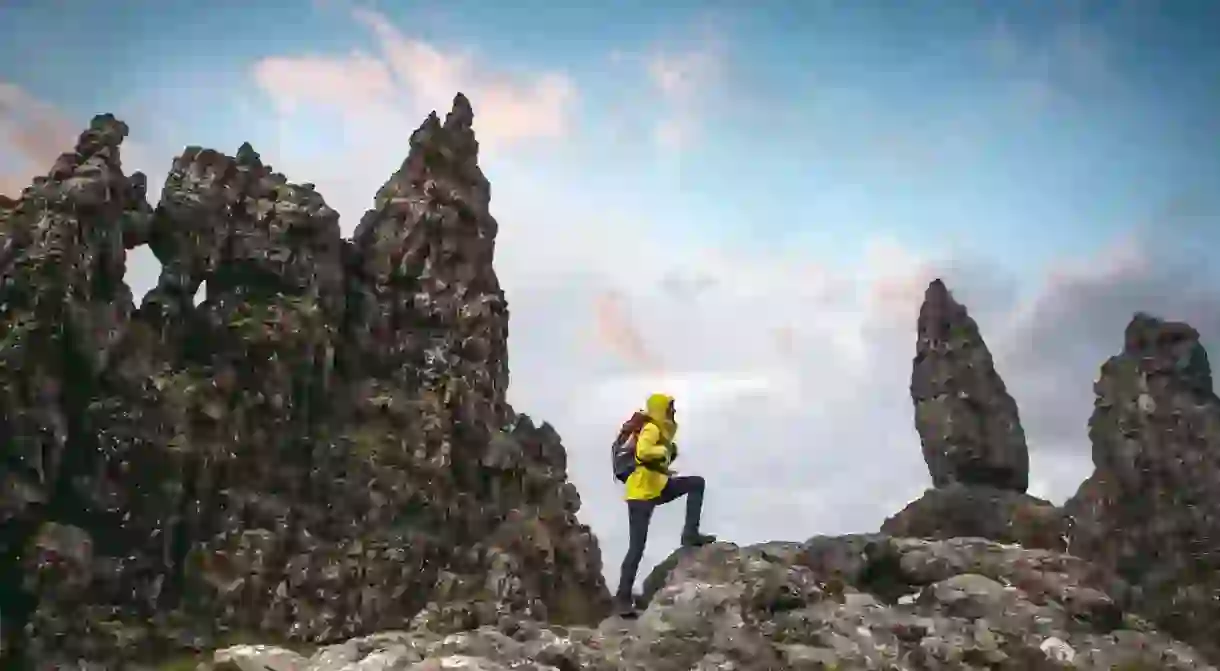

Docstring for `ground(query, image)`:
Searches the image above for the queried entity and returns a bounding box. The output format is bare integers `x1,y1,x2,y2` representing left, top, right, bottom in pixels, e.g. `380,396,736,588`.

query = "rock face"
886,280,1065,550
210,537,1216,671
911,279,1029,492
0,97,609,669
882,483,1067,552
0,114,154,664
1065,313,1220,662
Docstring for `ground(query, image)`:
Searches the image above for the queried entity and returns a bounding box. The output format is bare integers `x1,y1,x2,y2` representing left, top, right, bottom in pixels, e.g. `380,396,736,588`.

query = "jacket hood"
645,393,674,423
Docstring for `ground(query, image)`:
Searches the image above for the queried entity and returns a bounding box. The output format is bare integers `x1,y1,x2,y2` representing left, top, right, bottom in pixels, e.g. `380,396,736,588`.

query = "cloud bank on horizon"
2,0,1219,579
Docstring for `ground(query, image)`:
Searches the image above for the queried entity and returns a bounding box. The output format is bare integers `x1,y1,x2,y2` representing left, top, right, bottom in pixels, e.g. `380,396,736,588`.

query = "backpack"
611,411,654,483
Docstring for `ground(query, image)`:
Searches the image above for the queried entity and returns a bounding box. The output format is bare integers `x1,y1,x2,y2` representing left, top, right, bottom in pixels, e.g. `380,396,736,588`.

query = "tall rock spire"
911,278,1029,492
883,279,1064,551
0,114,152,665
347,92,509,429
1065,313,1220,661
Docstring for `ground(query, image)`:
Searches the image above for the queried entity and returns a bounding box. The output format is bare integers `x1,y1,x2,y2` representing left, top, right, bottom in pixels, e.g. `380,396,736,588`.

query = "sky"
3,0,1220,586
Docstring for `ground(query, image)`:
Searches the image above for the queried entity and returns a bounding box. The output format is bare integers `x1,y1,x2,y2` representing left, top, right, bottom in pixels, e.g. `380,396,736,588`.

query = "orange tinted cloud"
253,53,397,114
251,8,576,149
641,26,725,151
860,238,937,323
0,173,29,198
593,290,663,372
772,325,797,358
0,83,77,197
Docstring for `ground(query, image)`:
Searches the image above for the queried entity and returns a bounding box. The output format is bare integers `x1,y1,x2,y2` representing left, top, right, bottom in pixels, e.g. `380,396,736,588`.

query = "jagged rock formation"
210,537,1216,671
0,97,609,669
911,279,1028,491
0,114,155,663
1065,313,1220,662
884,280,1066,550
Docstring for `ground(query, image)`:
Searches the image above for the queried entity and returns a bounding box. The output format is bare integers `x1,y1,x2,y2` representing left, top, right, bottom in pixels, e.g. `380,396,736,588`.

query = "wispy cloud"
981,12,1118,115
254,53,397,115
623,24,728,152
0,82,170,203
592,289,664,372
0,83,77,196
251,7,577,151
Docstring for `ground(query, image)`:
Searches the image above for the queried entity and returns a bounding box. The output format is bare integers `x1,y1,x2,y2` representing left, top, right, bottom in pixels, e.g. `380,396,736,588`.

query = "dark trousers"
614,475,705,602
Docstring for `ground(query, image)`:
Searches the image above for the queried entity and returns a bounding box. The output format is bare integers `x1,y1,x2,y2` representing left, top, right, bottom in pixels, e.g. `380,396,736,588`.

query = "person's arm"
635,423,671,471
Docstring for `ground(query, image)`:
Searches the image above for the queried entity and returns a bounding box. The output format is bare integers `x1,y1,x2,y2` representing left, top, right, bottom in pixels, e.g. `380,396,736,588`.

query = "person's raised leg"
655,476,716,547
614,500,654,617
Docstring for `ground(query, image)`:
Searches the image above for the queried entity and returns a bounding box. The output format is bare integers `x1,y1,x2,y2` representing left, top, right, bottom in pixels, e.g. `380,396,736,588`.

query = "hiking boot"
681,531,717,547
613,596,640,619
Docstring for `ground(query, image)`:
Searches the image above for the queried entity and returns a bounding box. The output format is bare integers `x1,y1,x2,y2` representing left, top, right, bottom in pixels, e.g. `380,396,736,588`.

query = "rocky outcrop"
885,280,1065,550
881,483,1067,551
210,537,1216,671
346,93,509,422
0,98,609,669
0,114,154,664
1065,313,1220,662
911,279,1029,491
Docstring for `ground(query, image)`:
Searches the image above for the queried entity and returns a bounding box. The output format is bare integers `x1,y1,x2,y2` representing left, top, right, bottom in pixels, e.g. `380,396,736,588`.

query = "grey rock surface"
882,483,1069,552
911,279,1029,492
885,281,1049,557
1065,313,1220,662
211,537,1216,671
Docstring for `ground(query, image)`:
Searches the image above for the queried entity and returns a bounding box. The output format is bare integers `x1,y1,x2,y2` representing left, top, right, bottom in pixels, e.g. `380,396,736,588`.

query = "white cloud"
254,52,397,116
250,7,576,153
622,26,727,152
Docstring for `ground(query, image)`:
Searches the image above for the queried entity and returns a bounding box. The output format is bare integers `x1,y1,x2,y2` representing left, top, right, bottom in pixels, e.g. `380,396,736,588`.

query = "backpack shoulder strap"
613,411,651,446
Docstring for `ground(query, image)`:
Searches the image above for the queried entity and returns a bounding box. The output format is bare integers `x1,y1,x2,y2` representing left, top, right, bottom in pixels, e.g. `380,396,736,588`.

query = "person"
614,392,716,617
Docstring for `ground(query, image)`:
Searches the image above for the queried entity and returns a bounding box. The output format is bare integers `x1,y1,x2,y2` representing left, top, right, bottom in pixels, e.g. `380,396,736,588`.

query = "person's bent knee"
689,475,705,489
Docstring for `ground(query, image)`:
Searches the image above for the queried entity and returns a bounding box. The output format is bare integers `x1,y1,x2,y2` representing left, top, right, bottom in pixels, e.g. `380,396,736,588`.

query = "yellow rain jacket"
625,393,678,501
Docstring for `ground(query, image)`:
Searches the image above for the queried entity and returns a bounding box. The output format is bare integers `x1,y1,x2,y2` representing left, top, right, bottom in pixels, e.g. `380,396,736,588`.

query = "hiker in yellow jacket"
614,392,716,617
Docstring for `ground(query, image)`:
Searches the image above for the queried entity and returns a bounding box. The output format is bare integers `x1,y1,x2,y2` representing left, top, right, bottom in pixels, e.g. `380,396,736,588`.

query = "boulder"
881,483,1069,552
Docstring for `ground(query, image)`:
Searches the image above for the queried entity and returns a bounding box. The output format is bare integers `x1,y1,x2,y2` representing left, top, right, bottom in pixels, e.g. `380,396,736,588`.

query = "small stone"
1039,636,1075,663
